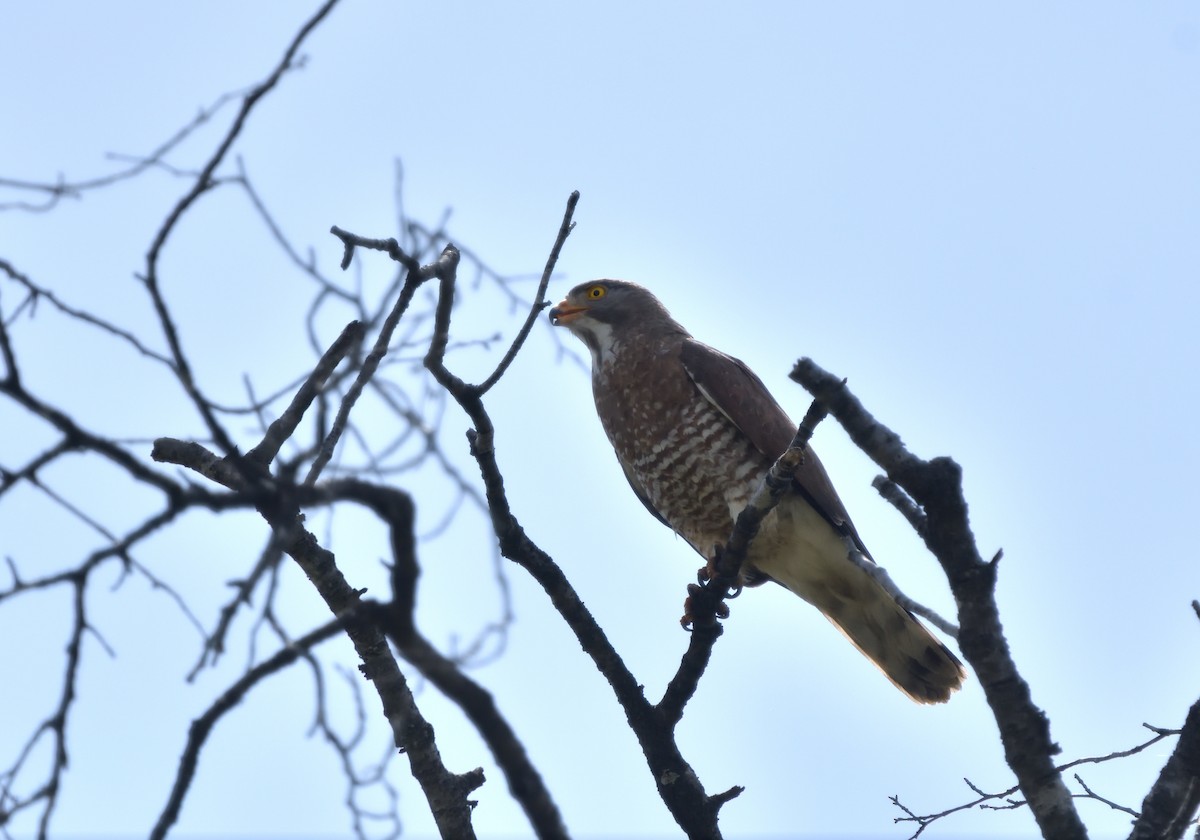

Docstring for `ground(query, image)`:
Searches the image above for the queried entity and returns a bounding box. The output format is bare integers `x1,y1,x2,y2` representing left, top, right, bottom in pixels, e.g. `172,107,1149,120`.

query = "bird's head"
549,280,683,365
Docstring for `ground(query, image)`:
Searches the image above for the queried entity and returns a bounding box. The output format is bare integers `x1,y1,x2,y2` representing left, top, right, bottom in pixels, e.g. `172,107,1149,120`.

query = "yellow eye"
587,285,607,299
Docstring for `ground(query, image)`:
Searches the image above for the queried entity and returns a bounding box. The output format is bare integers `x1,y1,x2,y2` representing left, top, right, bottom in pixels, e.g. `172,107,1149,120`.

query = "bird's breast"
594,353,769,556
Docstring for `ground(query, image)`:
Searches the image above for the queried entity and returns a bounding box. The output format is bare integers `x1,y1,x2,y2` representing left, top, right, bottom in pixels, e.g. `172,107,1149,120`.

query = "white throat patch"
575,320,619,369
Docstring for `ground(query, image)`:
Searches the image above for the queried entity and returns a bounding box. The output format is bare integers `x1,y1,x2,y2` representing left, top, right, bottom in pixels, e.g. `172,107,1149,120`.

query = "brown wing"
679,339,873,560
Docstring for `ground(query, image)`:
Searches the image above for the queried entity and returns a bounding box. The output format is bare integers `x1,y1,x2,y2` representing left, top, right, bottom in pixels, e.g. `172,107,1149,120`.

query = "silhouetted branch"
1129,699,1200,839
0,86,258,213
248,319,364,468
233,159,358,305
186,536,285,681
152,440,483,839
151,618,346,840
310,661,403,840
871,474,928,534
474,191,578,396
140,0,343,459
892,722,1186,837
331,225,421,273
658,396,830,727
396,190,737,837
0,258,174,366
791,356,1086,840
7,2,1185,833
306,240,455,485
152,315,488,836
327,478,568,839
3,4,540,837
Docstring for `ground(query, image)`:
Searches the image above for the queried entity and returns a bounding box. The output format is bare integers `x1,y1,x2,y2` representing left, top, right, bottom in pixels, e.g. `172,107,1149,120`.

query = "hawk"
549,280,965,703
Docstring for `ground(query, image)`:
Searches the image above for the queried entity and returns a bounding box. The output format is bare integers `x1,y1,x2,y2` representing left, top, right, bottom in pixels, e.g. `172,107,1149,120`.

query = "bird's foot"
696,562,744,598
680,582,731,629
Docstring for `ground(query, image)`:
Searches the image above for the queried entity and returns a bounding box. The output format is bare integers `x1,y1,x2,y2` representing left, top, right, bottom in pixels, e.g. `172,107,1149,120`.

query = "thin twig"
474,191,578,396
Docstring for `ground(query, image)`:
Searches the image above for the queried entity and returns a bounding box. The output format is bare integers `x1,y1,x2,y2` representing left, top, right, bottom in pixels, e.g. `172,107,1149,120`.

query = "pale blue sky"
2,2,1198,838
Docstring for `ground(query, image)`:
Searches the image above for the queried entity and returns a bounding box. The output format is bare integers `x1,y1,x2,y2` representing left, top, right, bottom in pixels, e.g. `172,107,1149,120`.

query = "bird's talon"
680,593,697,630
682,582,731,623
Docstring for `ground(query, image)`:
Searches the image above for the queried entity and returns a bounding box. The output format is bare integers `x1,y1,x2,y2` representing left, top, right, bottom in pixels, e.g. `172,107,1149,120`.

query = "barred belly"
620,389,768,557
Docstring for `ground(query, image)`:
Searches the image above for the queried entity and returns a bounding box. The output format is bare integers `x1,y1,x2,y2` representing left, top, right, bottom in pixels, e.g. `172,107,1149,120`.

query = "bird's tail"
754,503,967,703
814,574,965,704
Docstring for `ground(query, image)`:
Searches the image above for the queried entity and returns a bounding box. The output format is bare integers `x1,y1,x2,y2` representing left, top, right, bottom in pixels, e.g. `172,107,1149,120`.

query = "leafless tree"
2,4,1197,839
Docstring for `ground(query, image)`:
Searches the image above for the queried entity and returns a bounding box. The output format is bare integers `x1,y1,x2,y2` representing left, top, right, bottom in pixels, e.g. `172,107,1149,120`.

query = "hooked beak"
549,299,587,326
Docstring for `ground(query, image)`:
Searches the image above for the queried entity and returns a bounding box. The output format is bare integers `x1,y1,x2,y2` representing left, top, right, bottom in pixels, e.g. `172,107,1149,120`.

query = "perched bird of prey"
549,280,965,703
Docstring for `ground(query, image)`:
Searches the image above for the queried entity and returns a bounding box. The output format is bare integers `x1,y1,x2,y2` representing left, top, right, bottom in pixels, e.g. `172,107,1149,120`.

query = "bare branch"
336,479,568,839
412,194,745,837
893,721,1187,836
331,225,421,274
872,474,928,534
791,356,1088,840
658,395,830,727
0,258,174,366
246,319,363,467
306,241,455,485
150,618,346,840
0,86,253,213
1074,774,1141,820
151,434,483,838
1130,698,1200,840
4,5,546,837
474,191,578,396
140,0,343,458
